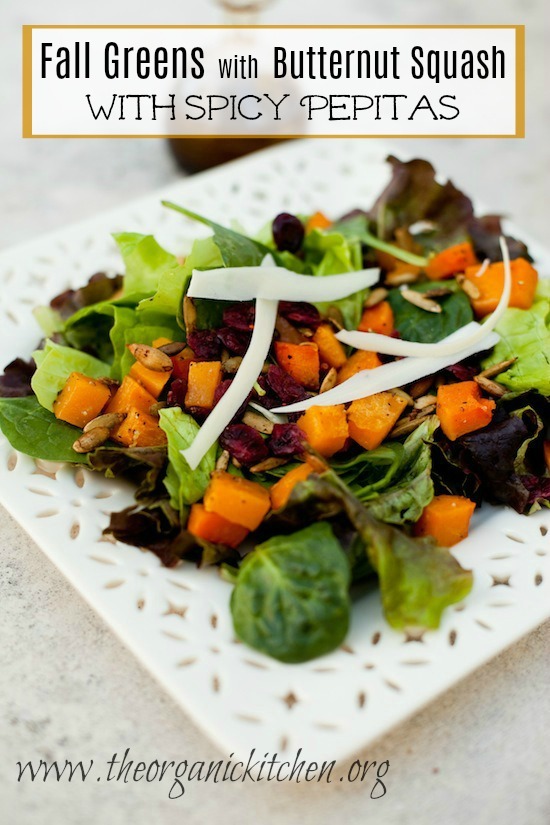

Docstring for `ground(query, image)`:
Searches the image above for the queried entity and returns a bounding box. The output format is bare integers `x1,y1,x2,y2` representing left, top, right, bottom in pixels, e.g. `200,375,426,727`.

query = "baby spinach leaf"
0,396,87,462
231,522,351,663
387,281,473,343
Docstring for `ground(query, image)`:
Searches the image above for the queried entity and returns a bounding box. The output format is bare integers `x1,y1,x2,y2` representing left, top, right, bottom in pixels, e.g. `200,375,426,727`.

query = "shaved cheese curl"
181,298,278,470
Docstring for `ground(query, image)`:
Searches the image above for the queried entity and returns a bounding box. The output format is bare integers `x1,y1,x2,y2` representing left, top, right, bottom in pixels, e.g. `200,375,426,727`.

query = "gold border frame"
22,24,525,139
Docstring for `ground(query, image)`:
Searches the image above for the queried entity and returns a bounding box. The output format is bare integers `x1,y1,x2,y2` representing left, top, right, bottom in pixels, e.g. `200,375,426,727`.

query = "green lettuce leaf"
230,522,351,663
30,340,110,412
158,407,217,516
0,396,87,462
276,470,472,629
482,283,550,394
387,280,474,343
114,233,179,297
303,227,366,329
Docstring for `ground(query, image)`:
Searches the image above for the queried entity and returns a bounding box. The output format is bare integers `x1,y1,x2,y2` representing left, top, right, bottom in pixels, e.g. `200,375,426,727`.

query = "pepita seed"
325,306,345,330
474,375,508,398
158,341,186,356
401,288,442,313
384,270,419,286
127,343,173,372
223,356,243,374
319,367,338,394
242,411,274,434
250,457,288,473
392,388,414,406
422,287,452,299
365,287,389,308
479,357,517,379
183,296,197,336
413,394,437,410
389,413,435,439
149,401,166,417
72,427,111,453
215,450,230,471
456,274,481,300
408,376,434,398
83,412,125,433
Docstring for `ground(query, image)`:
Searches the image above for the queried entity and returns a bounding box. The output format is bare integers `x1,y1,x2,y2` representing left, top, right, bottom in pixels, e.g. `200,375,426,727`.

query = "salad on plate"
1,156,548,664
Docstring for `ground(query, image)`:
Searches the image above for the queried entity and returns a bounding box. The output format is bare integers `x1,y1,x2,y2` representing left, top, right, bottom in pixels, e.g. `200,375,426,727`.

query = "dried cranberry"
279,301,321,328
219,424,269,467
272,213,305,253
166,378,187,408
217,327,252,356
265,364,308,406
445,362,478,381
214,379,252,421
222,302,255,331
269,423,305,457
187,329,221,360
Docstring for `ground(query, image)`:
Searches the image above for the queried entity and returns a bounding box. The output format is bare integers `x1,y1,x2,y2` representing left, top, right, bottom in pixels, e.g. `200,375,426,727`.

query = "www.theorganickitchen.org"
17,748,390,799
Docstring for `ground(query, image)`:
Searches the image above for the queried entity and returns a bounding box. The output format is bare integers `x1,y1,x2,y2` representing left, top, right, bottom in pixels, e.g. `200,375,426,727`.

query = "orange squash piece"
204,471,271,531
184,361,222,411
413,495,476,546
306,211,332,233
313,324,347,370
425,242,478,280
463,257,539,318
105,375,157,417
129,362,172,398
297,404,349,457
274,341,320,390
53,372,111,429
111,406,167,448
347,392,408,450
358,301,394,335
152,337,172,348
436,381,495,441
337,350,382,384
270,462,314,511
187,503,249,548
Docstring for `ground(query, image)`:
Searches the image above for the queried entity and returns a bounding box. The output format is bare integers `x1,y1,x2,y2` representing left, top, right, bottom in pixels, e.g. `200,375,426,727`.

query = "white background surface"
1,1,549,823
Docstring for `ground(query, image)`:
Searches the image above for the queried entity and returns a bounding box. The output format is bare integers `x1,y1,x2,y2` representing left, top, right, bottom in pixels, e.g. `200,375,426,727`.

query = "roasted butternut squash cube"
463,257,538,317
187,503,249,548
129,361,171,398
185,361,222,411
111,406,167,448
105,375,157,417
312,324,347,370
425,242,478,280
413,495,476,546
53,372,110,429
337,350,382,384
436,381,495,441
274,341,320,389
270,462,314,511
358,301,394,336
204,471,271,531
347,391,408,450
297,404,349,457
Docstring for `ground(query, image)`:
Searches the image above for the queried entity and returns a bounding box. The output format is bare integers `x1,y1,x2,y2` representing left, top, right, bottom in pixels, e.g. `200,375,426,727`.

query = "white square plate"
1,139,549,762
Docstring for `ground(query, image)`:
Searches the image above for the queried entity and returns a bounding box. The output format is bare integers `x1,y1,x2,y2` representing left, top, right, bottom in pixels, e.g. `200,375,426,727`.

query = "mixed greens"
1,156,549,664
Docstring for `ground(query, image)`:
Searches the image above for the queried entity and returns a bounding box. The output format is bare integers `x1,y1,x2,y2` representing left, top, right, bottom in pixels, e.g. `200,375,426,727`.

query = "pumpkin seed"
474,375,508,398
215,450,230,471
319,367,338,394
183,296,197,336
83,412,125,433
158,341,186,356
250,457,288,473
73,427,111,453
127,343,173,372
413,394,438,410
400,288,442,313
242,411,274,434
365,287,389,308
384,270,419,286
479,357,517,379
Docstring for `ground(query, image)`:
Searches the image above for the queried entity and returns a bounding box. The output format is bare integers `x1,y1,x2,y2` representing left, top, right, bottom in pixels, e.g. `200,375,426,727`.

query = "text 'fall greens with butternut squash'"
1,156,549,664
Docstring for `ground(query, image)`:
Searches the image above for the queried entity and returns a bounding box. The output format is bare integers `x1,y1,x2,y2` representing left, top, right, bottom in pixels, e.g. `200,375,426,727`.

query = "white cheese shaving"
335,236,512,359
187,265,380,302
181,297,278,470
270,330,501,413
248,402,288,424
